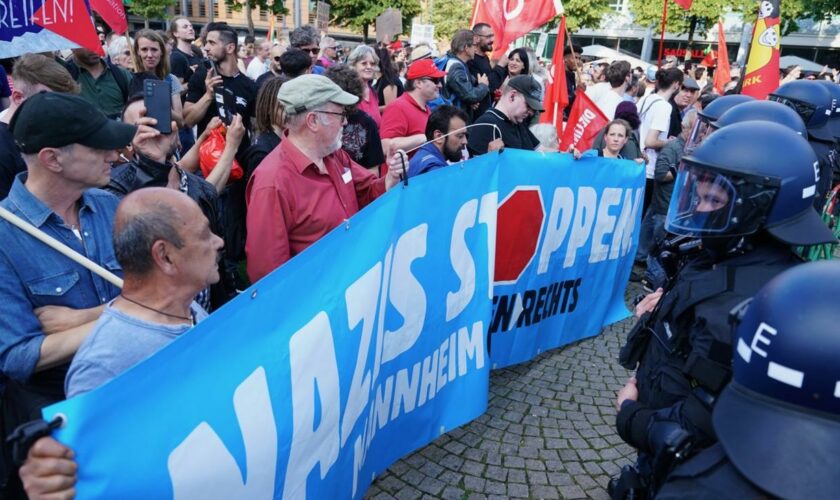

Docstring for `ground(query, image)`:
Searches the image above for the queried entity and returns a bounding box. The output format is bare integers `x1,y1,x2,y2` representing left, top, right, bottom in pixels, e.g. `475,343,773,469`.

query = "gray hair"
320,36,336,50
347,44,379,67
107,36,130,60
290,25,320,47
529,124,559,152
114,202,184,275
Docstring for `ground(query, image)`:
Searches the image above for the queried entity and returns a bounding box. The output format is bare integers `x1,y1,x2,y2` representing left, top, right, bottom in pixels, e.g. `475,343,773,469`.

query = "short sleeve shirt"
380,93,430,142
343,110,385,169
186,66,257,137
637,94,672,179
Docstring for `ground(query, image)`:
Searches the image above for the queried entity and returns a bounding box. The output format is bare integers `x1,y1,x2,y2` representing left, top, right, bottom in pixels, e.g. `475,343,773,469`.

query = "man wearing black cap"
0,92,137,495
658,261,840,498
667,76,700,137
563,43,583,120
467,75,542,156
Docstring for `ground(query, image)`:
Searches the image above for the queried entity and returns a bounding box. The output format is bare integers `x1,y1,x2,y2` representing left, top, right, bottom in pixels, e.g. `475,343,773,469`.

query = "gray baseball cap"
507,75,544,112
276,74,359,115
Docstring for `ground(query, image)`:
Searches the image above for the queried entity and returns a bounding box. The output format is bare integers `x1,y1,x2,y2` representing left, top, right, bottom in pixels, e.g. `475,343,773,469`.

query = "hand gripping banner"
43,150,643,498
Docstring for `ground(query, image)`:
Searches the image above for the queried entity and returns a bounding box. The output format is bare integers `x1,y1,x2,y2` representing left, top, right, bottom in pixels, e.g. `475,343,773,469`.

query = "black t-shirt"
0,123,27,200
375,76,404,107
467,108,539,156
186,66,257,139
342,110,385,169
170,47,204,84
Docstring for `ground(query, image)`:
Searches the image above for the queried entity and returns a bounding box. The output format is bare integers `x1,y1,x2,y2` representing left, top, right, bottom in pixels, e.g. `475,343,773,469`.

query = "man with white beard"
245,75,405,281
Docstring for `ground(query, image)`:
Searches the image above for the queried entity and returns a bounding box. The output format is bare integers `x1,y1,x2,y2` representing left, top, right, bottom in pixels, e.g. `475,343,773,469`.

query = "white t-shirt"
246,57,268,81
636,93,672,179
591,87,623,120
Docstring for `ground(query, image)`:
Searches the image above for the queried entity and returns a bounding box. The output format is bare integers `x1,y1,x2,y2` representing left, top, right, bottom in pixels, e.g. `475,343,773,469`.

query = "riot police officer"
815,80,840,183
658,261,840,499
682,94,753,154
769,80,836,208
610,122,837,499
714,99,807,137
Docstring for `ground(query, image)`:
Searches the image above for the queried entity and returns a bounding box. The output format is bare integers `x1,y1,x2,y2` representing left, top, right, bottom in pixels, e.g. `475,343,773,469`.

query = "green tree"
563,0,613,32
225,0,290,36
328,0,422,42
127,0,177,28
430,0,472,42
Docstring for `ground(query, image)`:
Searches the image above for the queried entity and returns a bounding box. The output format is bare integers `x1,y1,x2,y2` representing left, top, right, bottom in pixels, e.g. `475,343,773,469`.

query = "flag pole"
657,0,668,66
733,19,757,94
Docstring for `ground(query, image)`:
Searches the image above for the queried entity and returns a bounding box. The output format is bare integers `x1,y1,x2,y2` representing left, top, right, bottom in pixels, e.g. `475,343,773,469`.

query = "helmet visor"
666,162,779,238
683,115,714,155
769,94,816,125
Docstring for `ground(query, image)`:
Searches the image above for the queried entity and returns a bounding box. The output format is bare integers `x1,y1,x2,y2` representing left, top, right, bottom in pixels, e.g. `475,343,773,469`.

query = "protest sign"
0,0,102,58
43,150,642,498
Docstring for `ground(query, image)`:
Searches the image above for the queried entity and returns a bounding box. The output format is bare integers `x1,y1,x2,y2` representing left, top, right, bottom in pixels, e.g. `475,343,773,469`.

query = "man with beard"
65,48,131,119
408,105,469,177
667,77,700,137
245,75,405,281
468,23,508,116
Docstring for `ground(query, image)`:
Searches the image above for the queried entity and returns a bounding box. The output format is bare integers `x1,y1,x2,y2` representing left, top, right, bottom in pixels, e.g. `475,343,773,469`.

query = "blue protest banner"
43,155,499,499
40,150,641,498
488,150,644,368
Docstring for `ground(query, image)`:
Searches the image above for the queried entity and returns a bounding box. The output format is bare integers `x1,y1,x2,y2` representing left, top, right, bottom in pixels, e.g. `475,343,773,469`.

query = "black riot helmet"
714,100,807,137
815,80,840,141
666,121,837,245
716,261,840,500
683,94,754,154
768,80,834,142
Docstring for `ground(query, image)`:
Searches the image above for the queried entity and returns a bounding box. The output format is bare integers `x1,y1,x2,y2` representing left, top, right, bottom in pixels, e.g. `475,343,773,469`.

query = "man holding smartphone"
184,22,257,141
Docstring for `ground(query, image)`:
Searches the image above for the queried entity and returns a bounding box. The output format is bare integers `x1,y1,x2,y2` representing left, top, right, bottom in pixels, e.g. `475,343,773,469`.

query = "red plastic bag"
199,126,244,183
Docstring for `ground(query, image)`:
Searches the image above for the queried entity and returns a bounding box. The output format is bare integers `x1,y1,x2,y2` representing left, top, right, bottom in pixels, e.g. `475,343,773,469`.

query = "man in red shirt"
245,75,403,282
380,59,447,159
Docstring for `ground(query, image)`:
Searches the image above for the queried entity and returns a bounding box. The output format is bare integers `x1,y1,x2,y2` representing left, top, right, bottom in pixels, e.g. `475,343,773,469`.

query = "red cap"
406,59,446,80
389,40,403,50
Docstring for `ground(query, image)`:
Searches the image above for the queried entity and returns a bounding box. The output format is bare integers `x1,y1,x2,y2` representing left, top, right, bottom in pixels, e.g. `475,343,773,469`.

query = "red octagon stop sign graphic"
494,188,545,283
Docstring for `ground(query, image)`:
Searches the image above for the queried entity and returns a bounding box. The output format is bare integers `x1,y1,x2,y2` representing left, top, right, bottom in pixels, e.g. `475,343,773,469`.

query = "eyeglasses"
325,46,337,50
313,109,349,120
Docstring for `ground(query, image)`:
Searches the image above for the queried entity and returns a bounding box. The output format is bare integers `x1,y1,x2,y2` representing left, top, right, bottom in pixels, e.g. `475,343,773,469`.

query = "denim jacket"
0,175,122,385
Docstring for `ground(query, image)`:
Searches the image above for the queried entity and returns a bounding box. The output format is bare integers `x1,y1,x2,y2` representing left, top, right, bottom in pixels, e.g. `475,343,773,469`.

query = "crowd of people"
0,17,838,500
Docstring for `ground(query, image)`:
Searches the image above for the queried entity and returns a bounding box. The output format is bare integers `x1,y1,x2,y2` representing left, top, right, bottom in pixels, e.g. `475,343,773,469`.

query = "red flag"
471,0,564,57
673,0,692,9
713,20,731,94
33,0,103,56
559,90,609,152
90,0,128,35
741,0,780,99
539,17,568,134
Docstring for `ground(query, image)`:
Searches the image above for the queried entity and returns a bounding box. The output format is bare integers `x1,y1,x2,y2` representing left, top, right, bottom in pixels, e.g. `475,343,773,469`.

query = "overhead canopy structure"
779,55,824,73
582,44,652,71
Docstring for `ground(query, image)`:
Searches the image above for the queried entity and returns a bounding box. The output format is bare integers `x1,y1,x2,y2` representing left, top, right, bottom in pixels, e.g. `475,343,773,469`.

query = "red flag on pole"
90,0,128,35
741,0,781,99
471,0,565,58
33,0,103,55
713,20,731,94
539,17,568,134
559,90,609,152
673,0,692,9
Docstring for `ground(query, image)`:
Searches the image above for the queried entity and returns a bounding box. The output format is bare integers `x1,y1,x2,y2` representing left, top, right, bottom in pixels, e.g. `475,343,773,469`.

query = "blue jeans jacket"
0,175,122,384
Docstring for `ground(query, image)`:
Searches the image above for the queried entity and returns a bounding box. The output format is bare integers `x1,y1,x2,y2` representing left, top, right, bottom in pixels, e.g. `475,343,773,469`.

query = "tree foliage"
328,0,422,40
563,0,613,32
127,0,177,24
430,0,472,42
224,0,290,35
628,0,840,37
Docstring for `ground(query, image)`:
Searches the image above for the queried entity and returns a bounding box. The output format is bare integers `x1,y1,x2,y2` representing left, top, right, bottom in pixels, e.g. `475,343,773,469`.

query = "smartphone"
143,79,172,134
214,87,237,125
203,59,217,75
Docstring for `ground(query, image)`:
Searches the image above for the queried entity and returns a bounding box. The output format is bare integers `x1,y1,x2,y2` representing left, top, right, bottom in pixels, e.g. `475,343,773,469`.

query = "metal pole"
657,0,667,66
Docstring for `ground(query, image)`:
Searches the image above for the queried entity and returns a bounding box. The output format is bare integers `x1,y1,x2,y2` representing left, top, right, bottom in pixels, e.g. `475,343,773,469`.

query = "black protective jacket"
617,239,799,456
106,154,237,309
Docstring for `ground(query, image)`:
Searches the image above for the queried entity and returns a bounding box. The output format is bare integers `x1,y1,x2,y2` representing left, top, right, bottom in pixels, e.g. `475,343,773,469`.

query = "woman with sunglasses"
347,45,382,126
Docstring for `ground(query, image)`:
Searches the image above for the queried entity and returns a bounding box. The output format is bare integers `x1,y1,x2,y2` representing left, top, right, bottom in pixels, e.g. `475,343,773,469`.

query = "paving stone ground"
366,283,644,500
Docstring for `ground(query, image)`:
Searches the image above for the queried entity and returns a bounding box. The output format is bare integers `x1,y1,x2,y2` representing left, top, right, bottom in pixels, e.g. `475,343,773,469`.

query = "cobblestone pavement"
366,283,643,500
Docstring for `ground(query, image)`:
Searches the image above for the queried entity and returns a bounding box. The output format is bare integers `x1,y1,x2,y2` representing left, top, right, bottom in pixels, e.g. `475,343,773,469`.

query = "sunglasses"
273,56,282,62
300,47,320,54
420,77,442,85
